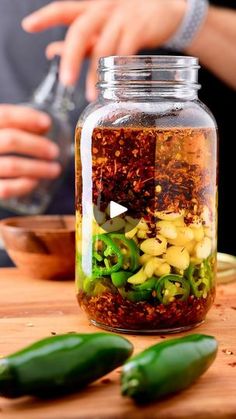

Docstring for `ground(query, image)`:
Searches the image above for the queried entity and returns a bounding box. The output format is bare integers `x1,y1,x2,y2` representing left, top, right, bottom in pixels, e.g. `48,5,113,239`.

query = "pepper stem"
121,378,140,396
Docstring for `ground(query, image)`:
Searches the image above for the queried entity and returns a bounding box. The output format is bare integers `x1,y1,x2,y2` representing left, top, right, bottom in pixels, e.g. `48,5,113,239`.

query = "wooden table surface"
0,268,235,419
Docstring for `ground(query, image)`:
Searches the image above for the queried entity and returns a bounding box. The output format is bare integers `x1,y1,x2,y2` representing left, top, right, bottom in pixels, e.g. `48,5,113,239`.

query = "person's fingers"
46,36,97,59
0,178,39,199
0,129,59,160
116,26,143,55
86,13,123,101
22,1,86,31
46,41,65,59
59,9,110,86
0,157,61,179
23,0,116,87
0,105,51,134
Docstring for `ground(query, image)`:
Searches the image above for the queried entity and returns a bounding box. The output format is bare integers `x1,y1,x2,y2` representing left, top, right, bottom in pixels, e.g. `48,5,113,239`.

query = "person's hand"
22,0,186,101
0,105,61,199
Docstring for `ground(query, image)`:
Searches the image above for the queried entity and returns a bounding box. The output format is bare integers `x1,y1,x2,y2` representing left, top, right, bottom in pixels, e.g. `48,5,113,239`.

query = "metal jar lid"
217,252,236,284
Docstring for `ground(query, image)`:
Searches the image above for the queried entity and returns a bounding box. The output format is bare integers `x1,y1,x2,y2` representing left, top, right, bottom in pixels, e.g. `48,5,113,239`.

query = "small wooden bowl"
0,215,75,280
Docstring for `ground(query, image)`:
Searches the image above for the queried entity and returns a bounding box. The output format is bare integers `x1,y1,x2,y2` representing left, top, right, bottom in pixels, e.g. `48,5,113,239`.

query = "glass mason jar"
75,56,218,333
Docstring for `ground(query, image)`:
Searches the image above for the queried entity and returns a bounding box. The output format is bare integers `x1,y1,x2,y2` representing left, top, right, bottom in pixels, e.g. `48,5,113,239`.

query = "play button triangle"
109,201,128,218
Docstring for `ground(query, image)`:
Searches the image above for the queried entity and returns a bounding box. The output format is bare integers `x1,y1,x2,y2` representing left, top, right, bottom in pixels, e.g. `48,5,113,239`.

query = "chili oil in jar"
75,56,218,333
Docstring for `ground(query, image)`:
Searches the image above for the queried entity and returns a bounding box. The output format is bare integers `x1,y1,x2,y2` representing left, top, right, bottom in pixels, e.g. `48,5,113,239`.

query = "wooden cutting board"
0,268,235,419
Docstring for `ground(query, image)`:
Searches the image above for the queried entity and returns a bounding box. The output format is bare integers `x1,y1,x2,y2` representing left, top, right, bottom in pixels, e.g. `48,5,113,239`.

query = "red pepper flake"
231,307,236,311
132,149,139,157
75,126,216,219
77,289,215,331
143,177,154,184
101,378,112,384
222,349,234,355
228,362,236,367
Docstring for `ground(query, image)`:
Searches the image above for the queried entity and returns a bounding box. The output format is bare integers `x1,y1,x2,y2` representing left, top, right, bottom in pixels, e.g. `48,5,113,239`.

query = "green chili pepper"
202,257,214,288
121,334,218,402
83,276,94,293
156,274,190,305
185,261,211,298
92,234,123,276
118,288,152,303
0,333,133,399
83,273,101,294
111,271,133,287
92,233,139,279
118,277,156,302
110,234,140,272
83,276,115,295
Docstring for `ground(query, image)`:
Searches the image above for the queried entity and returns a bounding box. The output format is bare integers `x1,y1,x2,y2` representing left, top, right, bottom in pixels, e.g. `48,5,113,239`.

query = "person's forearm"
185,6,236,89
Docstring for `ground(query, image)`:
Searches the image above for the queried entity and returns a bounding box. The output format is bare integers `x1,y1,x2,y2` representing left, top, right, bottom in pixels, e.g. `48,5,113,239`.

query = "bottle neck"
32,56,75,114
32,57,60,106
51,84,75,115
97,56,200,101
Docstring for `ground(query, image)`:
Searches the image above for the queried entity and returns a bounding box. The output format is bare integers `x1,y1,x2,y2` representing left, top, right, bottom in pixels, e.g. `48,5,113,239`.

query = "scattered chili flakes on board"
228,362,236,367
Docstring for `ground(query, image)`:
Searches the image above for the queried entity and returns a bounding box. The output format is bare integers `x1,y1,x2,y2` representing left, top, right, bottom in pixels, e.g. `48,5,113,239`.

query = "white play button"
93,199,140,232
109,201,128,218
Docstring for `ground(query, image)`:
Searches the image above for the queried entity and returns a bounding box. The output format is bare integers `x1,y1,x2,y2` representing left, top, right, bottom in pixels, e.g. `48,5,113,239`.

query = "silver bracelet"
163,0,209,51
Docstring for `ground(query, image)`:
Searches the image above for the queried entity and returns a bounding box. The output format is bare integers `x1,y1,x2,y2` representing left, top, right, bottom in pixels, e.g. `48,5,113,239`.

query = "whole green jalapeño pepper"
121,334,218,402
93,234,123,276
156,274,190,305
0,333,133,398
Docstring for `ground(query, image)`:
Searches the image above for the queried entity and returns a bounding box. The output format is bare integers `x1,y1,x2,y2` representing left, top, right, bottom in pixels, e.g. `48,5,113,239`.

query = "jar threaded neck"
97,55,200,100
